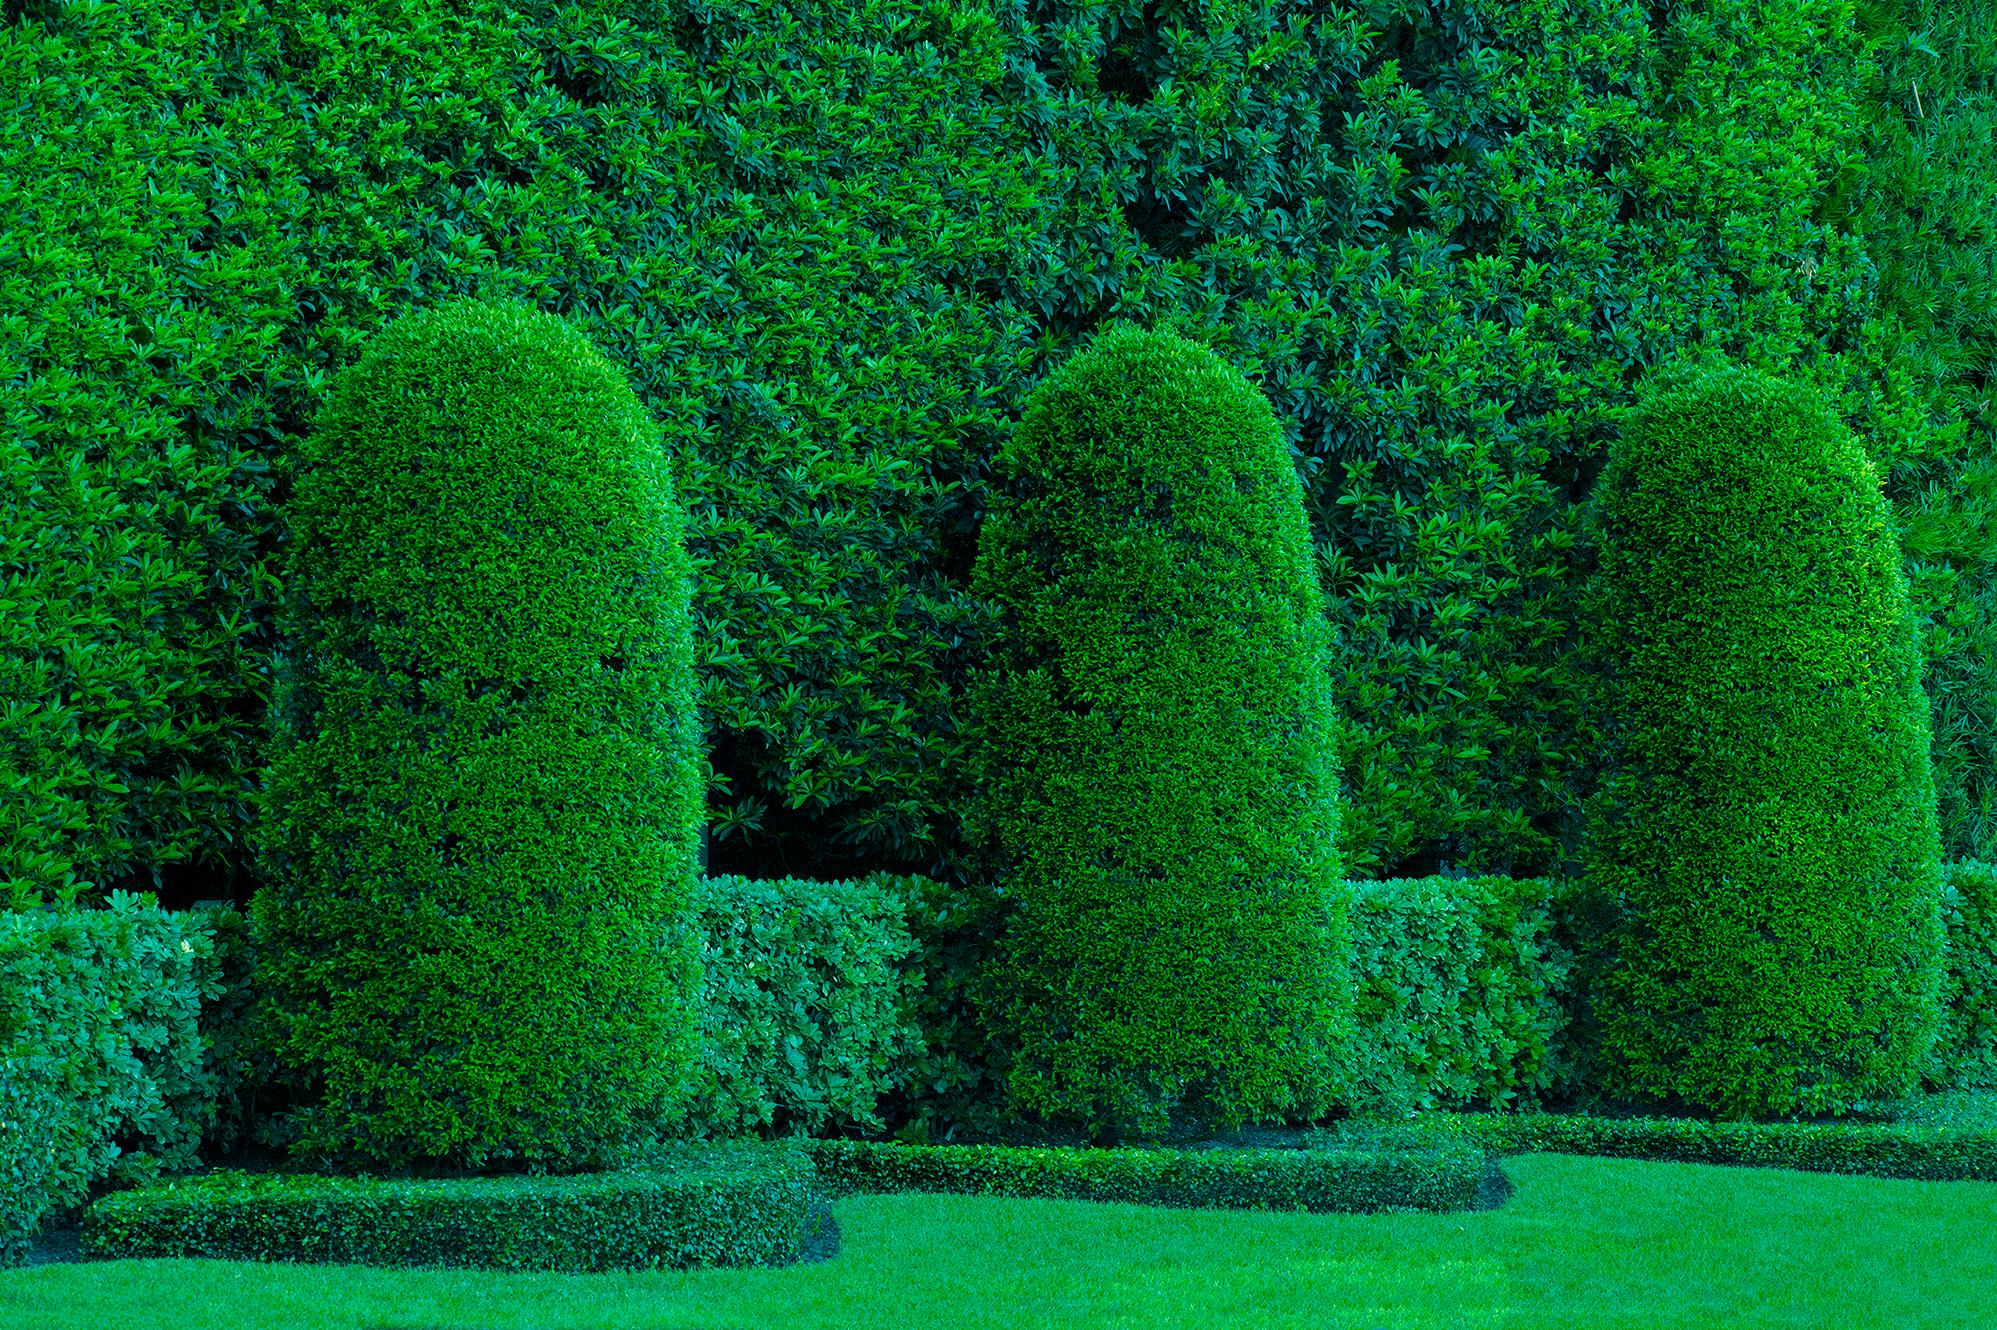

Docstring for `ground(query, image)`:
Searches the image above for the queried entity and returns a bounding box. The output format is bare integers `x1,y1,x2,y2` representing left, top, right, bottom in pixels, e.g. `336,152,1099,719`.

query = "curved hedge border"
80,1146,816,1273
802,1139,1496,1213
1312,1113,1997,1184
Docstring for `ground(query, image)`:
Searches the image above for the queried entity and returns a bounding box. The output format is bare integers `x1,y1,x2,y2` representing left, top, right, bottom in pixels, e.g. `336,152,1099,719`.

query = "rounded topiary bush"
1583,362,1946,1118
252,299,703,1171
969,323,1350,1140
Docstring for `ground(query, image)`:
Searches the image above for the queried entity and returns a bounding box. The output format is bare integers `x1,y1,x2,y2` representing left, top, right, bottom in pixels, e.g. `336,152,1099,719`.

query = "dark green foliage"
970,324,1349,1138
803,1139,1491,1214
0,899,236,1264
79,1145,818,1272
1583,363,1947,1117
1315,1111,1997,1184
875,873,1011,1142
252,300,702,1172
1932,861,1997,1089
1349,877,1574,1114
686,874,922,1138
16,0,1997,896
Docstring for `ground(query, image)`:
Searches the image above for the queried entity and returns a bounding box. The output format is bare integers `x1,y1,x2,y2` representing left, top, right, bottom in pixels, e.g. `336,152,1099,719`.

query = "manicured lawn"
5,1153,1994,1330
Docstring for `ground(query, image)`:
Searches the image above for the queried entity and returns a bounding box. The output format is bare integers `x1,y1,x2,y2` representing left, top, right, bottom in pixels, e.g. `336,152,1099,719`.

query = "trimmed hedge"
80,1145,817,1272
687,873,922,1137
251,300,704,1171
1581,363,1947,1118
970,324,1350,1139
0,899,237,1264
802,1139,1492,1214
1348,876,1574,1114
1313,1112,1997,1184
1933,861,1997,1090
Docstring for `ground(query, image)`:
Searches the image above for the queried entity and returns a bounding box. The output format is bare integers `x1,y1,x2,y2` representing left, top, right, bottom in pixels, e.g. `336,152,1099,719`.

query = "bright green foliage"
1932,861,1997,1089
15,0,1997,896
0,899,236,1264
970,324,1349,1138
1583,363,1947,1117
1850,0,1997,859
80,1144,818,1272
1317,1110,1997,1184
1348,877,1573,1114
804,1139,1491,1214
0,2,300,906
251,300,702,1172
686,874,921,1138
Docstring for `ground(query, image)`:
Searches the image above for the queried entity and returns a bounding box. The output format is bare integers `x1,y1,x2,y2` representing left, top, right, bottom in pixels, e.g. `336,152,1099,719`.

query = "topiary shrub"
969,323,1350,1140
1582,362,1947,1118
251,299,703,1172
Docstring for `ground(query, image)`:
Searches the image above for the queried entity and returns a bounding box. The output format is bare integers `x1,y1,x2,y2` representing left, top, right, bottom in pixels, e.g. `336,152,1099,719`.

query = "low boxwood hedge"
1312,1112,1997,1183
802,1139,1495,1213
80,1144,817,1272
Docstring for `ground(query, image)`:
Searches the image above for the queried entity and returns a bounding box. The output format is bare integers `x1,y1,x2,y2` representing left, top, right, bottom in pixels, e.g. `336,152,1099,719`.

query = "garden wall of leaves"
5,0,1994,902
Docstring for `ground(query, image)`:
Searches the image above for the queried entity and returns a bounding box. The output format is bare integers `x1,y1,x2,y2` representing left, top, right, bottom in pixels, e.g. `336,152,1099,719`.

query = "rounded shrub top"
971,322,1349,1139
1583,361,1945,1118
253,298,704,1171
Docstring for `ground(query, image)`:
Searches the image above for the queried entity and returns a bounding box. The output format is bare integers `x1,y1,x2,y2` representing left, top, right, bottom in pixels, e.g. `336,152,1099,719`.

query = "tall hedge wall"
6,0,1994,896
251,301,703,1171
969,325,1349,1139
1582,363,1946,1118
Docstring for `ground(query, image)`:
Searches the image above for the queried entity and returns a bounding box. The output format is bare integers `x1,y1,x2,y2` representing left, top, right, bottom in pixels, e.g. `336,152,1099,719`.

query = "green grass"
4,1154,1994,1329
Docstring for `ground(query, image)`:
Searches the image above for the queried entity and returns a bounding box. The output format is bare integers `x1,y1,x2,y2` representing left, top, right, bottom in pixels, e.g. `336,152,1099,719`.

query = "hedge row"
1312,1112,1997,1184
803,1139,1494,1214
80,1144,818,1272
14,0,1994,902
0,900,239,1264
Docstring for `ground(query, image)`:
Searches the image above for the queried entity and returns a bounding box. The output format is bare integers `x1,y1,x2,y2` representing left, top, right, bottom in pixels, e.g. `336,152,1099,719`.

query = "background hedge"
8,0,1997,901
1348,876,1573,1114
686,873,922,1138
1581,363,1947,1118
0,900,237,1264
251,300,703,1172
970,325,1350,1138
80,1143,818,1272
1932,861,1997,1090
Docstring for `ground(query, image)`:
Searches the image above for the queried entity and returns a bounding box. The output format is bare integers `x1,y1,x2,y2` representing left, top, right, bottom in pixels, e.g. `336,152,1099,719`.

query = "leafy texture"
0,900,236,1264
12,0,1997,897
251,300,702,1172
804,1139,1493,1213
80,1144,818,1271
970,324,1349,1138
1582,363,1946,1117
1348,876,1573,1114
1932,860,1997,1090
687,874,921,1138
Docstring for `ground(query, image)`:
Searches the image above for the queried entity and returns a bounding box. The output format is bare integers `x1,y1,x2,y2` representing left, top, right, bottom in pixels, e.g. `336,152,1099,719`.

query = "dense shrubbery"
252,301,703,1172
1582,364,1947,1118
805,1139,1494,1214
81,1144,819,1272
0,900,237,1263
1348,876,1573,1114
687,874,922,1138
1933,861,1997,1089
970,325,1350,1138
12,0,1996,898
